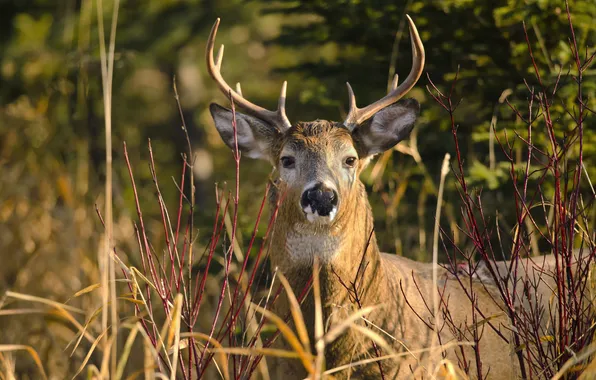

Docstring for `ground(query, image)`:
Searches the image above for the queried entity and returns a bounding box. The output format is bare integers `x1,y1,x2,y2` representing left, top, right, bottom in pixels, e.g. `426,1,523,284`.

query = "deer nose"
301,183,338,217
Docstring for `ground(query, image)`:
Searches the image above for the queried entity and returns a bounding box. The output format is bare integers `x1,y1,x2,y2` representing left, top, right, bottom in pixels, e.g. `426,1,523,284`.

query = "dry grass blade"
72,283,101,298
166,294,183,349
431,153,450,358
582,162,595,196
224,208,244,262
234,274,271,379
128,269,173,369
4,291,97,347
156,302,174,363
323,305,378,345
552,343,596,380
168,294,183,380
7,300,98,353
86,365,101,378
466,312,507,333
349,324,395,356
324,341,471,376
0,309,47,316
313,257,325,378
0,352,15,380
278,272,310,349
143,342,156,380
0,345,47,380
53,307,98,346
100,334,115,378
68,305,102,357
96,0,121,375
136,323,160,378
129,267,160,293
115,324,140,380
71,329,108,379
167,339,189,355
211,347,307,359
251,303,315,374
5,291,84,314
119,297,146,305
324,353,407,376
180,332,230,380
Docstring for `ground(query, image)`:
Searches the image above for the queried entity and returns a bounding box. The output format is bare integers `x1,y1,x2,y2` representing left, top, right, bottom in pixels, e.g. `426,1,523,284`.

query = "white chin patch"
303,205,337,224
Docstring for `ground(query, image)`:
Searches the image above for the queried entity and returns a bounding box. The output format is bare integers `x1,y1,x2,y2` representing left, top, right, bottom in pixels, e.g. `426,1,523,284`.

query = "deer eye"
344,157,357,168
281,156,295,169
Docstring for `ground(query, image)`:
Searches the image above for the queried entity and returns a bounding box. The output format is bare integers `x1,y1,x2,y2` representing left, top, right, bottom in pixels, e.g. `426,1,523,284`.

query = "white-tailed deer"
206,16,522,379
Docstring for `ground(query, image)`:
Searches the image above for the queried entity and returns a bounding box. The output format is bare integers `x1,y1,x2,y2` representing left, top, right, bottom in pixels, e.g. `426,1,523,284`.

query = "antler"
344,15,425,130
206,19,291,130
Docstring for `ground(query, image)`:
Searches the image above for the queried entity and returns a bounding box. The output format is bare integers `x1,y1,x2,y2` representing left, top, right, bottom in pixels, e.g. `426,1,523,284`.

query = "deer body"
266,163,518,379
205,16,520,378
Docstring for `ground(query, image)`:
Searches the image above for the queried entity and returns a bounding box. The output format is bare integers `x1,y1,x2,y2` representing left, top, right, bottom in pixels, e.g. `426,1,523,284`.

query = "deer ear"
352,99,419,157
210,103,281,160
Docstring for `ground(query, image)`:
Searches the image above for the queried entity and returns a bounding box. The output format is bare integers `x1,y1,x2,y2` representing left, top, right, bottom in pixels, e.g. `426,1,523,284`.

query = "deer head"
207,17,424,226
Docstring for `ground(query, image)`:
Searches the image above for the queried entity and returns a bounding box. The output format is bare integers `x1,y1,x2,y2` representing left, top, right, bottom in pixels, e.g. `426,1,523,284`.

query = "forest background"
0,0,594,377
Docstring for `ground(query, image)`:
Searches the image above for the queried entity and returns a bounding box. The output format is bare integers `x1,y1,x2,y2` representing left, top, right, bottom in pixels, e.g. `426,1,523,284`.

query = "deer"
205,16,522,379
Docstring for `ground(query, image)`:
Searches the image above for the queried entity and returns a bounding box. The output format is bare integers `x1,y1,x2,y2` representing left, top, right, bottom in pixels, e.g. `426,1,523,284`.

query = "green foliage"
468,161,507,190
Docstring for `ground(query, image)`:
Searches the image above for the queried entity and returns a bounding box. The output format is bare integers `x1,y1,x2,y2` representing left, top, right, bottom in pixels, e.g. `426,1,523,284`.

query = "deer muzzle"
300,182,339,223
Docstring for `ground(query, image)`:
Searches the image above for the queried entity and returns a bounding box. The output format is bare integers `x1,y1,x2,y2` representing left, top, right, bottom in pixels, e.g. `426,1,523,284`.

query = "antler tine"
215,44,224,70
278,81,287,114
346,82,357,111
344,15,425,130
206,18,291,130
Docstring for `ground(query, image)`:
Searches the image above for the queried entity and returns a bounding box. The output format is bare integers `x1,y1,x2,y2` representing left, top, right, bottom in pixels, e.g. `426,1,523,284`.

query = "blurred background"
0,0,594,377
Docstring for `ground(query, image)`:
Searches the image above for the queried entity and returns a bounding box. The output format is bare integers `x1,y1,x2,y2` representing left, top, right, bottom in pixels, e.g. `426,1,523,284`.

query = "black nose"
301,183,338,216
